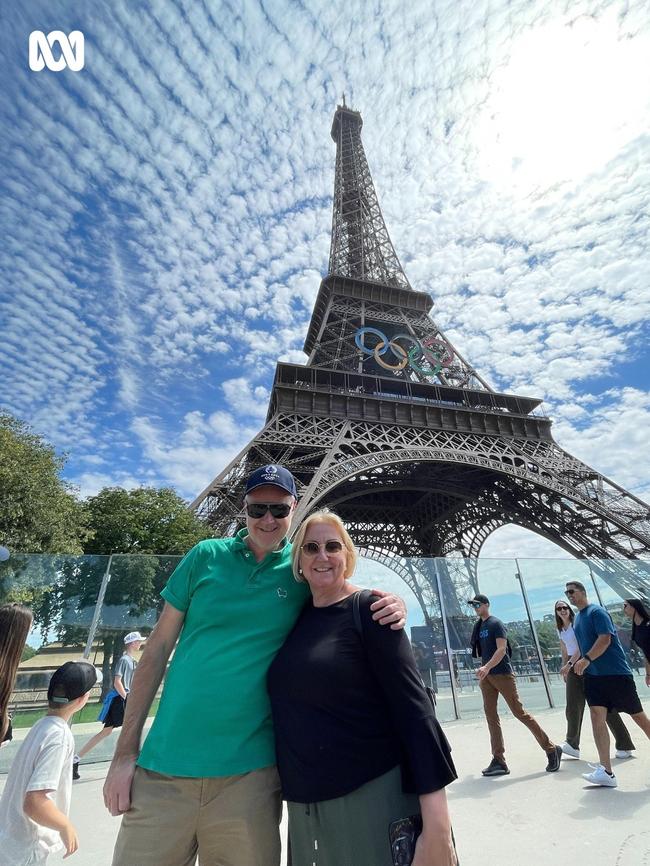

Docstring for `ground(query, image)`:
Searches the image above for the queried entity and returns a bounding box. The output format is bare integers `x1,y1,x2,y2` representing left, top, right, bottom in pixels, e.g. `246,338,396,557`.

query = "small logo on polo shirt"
277,587,288,599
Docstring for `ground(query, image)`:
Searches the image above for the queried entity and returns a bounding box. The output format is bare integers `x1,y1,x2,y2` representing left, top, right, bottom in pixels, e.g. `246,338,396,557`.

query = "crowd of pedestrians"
0,464,648,865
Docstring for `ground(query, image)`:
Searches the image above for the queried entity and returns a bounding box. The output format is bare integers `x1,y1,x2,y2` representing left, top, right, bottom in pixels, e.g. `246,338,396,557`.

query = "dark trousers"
479,673,554,760
565,668,635,750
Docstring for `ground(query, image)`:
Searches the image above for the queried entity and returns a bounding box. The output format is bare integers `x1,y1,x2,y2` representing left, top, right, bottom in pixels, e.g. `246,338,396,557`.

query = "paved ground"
2,705,650,865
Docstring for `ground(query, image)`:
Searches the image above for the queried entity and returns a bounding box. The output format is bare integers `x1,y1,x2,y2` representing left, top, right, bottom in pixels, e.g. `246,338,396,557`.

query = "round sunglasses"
301,540,344,556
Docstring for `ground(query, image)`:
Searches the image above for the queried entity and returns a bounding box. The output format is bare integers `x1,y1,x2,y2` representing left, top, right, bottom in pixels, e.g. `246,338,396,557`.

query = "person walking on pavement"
622,598,650,686
72,632,145,779
468,593,562,777
568,581,650,788
555,600,636,760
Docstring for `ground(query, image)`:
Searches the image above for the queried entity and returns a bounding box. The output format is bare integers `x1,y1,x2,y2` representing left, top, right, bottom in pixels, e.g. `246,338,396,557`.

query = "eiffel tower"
192,101,650,612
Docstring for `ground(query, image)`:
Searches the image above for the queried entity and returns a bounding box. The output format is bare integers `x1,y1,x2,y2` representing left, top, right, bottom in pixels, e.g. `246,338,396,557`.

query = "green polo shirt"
137,531,309,777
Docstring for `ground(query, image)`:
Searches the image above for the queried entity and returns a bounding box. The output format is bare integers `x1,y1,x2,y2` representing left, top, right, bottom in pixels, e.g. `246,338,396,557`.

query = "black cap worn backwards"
47,661,100,704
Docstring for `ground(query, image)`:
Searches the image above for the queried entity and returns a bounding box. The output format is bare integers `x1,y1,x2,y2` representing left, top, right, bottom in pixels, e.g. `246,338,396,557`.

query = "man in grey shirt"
73,632,145,779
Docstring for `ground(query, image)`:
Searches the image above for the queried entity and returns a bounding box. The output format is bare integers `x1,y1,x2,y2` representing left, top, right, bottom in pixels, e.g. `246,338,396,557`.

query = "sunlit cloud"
1,0,648,560
474,10,650,195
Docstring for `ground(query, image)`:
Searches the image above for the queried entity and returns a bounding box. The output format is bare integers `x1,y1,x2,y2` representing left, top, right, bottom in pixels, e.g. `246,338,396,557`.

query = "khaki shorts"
111,765,282,866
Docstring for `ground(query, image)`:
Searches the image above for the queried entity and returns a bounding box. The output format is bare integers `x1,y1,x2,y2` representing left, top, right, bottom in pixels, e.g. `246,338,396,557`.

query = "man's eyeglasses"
301,540,344,556
469,601,482,609
565,589,577,596
245,503,292,519
555,606,570,612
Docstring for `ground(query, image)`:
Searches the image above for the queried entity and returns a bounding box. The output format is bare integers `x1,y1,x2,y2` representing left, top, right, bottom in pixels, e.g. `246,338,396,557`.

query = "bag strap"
352,589,373,641
353,590,438,713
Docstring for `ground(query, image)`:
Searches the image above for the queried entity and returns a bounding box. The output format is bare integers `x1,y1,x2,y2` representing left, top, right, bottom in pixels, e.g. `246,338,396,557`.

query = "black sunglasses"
301,540,344,556
565,589,577,596
555,605,570,612
245,503,292,519
469,601,482,609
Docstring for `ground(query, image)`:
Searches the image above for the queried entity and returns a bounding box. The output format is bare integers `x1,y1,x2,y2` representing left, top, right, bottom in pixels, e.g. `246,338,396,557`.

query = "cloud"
74,471,146,501
130,410,261,499
221,378,270,419
0,0,647,553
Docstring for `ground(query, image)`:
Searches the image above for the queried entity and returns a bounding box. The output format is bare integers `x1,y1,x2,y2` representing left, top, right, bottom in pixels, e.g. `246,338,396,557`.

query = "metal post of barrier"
515,559,555,708
588,562,605,607
83,554,113,659
432,558,460,720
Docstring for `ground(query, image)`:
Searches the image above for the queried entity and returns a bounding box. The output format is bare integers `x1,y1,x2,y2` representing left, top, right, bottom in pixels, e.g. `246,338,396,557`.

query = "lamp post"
83,554,114,659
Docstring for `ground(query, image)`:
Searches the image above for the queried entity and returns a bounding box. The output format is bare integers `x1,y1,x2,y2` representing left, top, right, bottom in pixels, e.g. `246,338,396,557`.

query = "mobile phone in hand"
389,814,459,866
389,815,422,866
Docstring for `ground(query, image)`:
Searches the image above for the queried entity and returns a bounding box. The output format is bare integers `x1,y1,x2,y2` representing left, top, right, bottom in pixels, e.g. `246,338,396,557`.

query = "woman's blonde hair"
291,509,358,582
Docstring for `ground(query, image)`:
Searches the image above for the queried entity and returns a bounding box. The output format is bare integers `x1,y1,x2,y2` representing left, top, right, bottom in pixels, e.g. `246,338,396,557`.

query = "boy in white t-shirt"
0,661,99,866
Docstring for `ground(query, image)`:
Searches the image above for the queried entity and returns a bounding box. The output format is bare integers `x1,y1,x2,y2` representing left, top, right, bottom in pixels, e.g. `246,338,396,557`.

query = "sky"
1,0,649,562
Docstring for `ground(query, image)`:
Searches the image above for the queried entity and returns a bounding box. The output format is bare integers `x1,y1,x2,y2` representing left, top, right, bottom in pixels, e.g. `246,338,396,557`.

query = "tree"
0,414,90,614
0,413,88,554
535,620,560,657
37,486,215,695
82,487,214,555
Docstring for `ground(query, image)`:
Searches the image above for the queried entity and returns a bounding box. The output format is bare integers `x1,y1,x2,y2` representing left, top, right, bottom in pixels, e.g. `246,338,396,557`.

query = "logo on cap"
262,466,279,480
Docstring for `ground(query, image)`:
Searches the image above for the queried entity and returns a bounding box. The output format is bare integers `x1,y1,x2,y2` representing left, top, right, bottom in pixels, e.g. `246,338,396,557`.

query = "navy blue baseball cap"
245,465,297,498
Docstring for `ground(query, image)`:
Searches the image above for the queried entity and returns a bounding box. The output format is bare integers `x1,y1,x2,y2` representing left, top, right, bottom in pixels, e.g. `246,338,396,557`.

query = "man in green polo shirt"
104,465,405,866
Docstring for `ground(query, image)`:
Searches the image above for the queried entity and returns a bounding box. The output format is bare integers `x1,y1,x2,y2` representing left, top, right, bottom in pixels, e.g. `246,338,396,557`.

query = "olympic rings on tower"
354,327,454,377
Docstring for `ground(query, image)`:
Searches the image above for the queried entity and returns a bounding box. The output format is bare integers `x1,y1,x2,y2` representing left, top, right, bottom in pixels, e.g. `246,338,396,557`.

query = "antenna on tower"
341,92,346,107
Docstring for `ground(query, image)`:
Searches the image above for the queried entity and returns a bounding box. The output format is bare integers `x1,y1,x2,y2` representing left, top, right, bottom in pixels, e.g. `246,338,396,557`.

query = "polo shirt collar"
234,527,290,556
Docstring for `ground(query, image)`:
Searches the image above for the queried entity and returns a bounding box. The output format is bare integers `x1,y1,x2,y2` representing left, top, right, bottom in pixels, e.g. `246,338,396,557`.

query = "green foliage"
11,697,161,729
1,418,214,687
535,619,560,656
22,487,214,692
20,644,37,662
0,413,88,554
82,487,213,555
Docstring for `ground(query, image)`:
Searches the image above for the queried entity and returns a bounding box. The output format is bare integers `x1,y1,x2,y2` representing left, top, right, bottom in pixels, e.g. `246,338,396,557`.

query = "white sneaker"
561,742,580,759
615,750,633,759
582,766,617,787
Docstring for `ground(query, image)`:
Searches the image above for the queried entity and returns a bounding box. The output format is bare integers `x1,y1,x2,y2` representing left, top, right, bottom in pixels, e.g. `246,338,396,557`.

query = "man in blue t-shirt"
468,593,561,777
567,580,650,788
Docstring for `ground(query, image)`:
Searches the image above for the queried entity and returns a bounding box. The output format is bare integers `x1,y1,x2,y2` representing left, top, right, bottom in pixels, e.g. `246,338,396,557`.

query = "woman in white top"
555,600,635,759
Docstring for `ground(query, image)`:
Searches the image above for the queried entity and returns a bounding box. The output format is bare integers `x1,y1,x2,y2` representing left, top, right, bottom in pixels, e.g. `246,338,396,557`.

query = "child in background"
0,661,99,865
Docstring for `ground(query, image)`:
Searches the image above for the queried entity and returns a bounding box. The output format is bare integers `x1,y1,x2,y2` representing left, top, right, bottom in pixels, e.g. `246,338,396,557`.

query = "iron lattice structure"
192,102,650,611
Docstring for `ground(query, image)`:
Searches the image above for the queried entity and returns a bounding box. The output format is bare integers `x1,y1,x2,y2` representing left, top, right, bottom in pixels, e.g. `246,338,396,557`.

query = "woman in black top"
623,599,650,686
267,509,457,866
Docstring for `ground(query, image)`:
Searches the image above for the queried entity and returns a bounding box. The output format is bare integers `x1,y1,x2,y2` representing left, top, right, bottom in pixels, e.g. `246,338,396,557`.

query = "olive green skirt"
287,765,420,866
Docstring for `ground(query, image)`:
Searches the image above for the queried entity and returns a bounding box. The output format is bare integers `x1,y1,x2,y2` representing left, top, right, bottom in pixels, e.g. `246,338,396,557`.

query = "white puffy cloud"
0,0,648,555
130,410,261,499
